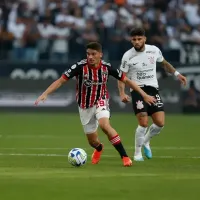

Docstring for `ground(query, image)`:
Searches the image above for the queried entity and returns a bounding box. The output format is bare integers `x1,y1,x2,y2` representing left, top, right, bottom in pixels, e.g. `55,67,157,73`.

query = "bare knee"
154,120,164,127
152,112,165,127
137,112,148,127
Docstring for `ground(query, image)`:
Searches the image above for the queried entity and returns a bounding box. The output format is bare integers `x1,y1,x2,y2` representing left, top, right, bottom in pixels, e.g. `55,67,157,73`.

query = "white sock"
144,123,164,146
135,125,148,156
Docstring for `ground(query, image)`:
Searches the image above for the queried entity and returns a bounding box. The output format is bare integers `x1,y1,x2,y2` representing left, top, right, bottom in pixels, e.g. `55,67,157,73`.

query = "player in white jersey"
118,27,187,161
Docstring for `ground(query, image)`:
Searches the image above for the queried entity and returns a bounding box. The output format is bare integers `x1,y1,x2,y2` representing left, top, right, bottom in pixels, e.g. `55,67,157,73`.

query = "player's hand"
177,74,187,86
120,94,130,103
35,94,48,105
143,95,156,106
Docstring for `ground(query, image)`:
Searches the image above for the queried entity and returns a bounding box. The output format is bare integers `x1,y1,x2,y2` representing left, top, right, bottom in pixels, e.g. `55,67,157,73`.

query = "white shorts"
78,98,110,134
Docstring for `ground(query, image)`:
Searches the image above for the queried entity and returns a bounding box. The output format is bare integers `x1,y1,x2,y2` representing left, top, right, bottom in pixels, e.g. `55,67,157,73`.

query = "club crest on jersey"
84,74,88,79
102,71,108,77
102,71,108,81
136,100,144,110
148,57,155,64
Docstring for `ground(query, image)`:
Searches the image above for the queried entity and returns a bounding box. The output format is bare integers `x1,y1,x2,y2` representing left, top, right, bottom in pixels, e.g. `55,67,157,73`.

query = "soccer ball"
68,148,87,167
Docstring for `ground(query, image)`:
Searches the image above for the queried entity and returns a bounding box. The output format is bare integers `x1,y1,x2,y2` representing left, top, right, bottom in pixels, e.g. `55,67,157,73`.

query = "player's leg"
134,112,148,161
83,118,104,164
143,92,165,159
98,115,132,166
79,107,103,164
143,111,165,156
95,97,132,166
131,90,149,161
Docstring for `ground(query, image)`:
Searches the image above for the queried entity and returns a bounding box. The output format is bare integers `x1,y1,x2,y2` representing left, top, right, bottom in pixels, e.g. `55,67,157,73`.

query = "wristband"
174,71,180,77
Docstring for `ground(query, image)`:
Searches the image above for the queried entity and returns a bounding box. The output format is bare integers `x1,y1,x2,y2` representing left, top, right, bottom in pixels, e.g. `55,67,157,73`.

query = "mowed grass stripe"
1,147,200,150
1,168,200,180
1,152,200,159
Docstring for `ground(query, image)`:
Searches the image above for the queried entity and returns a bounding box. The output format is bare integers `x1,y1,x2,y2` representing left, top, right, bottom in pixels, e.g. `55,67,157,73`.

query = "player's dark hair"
86,42,102,52
130,27,145,37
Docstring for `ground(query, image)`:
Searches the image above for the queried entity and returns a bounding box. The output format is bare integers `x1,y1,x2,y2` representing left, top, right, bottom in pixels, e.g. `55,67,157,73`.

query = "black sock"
95,143,103,152
110,135,128,158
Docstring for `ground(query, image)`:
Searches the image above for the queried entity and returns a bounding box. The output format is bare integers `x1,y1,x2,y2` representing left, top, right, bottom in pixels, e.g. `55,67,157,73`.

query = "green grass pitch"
0,113,200,200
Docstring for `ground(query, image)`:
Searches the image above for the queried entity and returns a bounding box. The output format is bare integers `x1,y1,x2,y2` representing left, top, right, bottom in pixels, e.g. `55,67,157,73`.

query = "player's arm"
35,77,67,105
35,63,80,105
117,55,130,103
108,66,156,105
118,73,130,103
160,59,187,85
156,47,187,86
122,76,156,105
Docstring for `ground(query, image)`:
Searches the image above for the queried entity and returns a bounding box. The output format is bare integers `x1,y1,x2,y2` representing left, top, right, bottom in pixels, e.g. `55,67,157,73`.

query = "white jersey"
120,44,164,89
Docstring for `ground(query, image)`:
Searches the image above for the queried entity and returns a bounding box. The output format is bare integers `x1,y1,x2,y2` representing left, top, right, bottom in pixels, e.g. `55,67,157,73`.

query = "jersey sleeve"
108,65,125,81
62,63,81,80
120,53,129,73
156,47,164,62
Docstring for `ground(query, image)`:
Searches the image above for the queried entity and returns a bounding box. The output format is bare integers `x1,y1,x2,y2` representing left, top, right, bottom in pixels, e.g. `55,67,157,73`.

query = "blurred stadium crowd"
0,0,199,62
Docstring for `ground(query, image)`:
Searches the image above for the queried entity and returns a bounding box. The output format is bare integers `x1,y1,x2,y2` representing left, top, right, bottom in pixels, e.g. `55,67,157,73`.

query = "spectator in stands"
51,21,70,63
37,16,54,60
0,24,14,59
183,80,200,113
23,17,40,62
8,17,26,61
0,0,199,63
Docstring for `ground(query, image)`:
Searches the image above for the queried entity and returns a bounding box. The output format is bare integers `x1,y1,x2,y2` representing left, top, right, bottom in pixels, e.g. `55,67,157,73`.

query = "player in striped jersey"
35,42,156,166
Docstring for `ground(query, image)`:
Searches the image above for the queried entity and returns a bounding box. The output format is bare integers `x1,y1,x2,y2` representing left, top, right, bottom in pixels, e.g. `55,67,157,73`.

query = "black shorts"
131,86,164,116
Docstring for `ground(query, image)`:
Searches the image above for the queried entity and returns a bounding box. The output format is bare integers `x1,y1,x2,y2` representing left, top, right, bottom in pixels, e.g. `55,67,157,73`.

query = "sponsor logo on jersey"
65,72,70,77
71,64,77,69
84,80,92,87
146,51,156,54
84,80,106,87
136,69,154,80
122,61,127,68
142,63,147,67
137,73,154,80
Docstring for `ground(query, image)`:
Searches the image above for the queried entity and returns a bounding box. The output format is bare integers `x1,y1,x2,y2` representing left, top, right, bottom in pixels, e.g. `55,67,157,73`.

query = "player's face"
86,49,102,66
131,36,146,51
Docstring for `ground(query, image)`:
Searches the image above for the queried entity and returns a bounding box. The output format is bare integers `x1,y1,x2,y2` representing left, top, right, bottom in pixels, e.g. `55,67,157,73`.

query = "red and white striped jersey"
62,59,125,109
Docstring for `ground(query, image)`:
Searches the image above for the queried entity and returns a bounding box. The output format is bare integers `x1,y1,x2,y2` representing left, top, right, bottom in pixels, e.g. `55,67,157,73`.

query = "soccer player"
35,42,156,166
118,27,187,161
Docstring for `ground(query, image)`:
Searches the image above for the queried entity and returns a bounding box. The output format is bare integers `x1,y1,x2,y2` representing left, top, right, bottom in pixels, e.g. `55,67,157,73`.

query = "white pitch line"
0,153,200,159
0,153,66,157
0,147,200,150
5,135,69,139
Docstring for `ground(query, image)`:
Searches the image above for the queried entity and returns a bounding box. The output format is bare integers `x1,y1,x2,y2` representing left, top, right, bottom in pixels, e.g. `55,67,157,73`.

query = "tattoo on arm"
161,59,176,74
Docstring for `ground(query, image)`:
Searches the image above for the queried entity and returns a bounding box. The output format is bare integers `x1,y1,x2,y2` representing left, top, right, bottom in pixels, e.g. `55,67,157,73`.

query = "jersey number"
96,100,105,108
155,94,161,101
